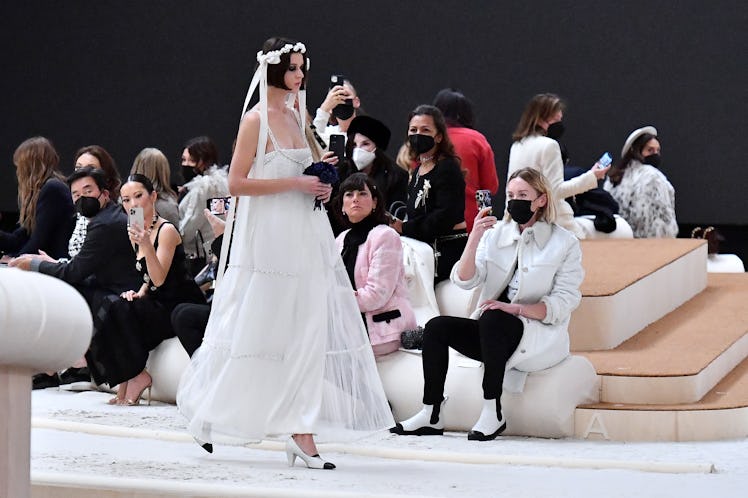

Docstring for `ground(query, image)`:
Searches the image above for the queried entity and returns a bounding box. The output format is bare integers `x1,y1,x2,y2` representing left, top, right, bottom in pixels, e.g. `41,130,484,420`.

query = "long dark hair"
608,132,657,186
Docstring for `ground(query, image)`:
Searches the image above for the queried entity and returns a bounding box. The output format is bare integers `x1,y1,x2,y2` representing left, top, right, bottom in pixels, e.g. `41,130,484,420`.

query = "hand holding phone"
206,196,231,216
328,134,346,160
128,207,144,229
596,152,613,169
475,189,493,216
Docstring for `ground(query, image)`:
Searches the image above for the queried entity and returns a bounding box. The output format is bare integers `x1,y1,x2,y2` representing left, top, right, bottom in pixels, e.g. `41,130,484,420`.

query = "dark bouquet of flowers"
303,161,339,210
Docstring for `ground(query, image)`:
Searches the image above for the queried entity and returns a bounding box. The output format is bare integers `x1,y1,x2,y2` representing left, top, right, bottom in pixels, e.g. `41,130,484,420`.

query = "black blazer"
0,178,74,259
402,156,466,243
37,202,141,295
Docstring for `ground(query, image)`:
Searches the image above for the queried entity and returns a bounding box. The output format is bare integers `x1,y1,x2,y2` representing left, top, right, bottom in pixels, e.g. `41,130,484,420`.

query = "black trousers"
171,303,211,357
422,310,523,406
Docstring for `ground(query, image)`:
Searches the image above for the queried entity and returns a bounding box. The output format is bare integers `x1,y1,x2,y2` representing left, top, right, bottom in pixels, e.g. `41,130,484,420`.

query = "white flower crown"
256,42,307,66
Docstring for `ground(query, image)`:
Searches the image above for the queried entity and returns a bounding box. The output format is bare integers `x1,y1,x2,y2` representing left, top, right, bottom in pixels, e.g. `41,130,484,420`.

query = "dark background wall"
2,1,746,230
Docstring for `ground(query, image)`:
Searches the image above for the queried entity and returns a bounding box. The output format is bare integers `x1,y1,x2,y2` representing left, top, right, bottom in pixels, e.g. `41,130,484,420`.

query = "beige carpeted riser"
582,274,748,377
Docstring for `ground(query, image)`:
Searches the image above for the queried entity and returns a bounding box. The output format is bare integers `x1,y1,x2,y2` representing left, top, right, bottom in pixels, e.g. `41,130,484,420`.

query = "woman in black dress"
86,174,205,405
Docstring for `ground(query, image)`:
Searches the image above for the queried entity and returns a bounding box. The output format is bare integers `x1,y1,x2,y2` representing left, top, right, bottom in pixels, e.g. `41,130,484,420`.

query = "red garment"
447,126,499,231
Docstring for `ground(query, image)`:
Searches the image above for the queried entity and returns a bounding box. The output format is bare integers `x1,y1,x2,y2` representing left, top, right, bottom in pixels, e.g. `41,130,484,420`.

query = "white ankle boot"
390,398,447,436
467,399,506,441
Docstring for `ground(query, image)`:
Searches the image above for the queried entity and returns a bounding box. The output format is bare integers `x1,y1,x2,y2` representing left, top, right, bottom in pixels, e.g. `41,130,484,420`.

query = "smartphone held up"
128,206,144,229
596,152,613,169
475,189,493,216
207,196,231,216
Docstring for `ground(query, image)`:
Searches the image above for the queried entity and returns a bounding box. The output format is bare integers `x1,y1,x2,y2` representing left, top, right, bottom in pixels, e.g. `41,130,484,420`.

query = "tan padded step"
579,238,705,297
575,357,748,441
571,239,707,350
579,273,748,404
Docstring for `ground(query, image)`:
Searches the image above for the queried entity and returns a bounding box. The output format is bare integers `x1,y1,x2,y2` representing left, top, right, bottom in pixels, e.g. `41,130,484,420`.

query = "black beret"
347,116,391,151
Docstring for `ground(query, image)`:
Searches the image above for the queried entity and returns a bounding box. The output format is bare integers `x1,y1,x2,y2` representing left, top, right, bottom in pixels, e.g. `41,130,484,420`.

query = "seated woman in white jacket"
334,173,417,356
391,167,584,441
508,93,609,238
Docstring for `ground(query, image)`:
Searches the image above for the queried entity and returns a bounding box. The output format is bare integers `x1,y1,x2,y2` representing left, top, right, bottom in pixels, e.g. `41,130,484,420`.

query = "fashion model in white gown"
177,105,394,444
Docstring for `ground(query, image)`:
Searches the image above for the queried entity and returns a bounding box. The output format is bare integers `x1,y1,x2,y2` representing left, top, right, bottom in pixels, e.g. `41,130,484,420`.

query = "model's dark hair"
406,105,459,164
66,166,110,193
125,173,156,194
184,136,219,169
433,88,475,129
334,172,389,227
512,93,565,141
608,132,658,187
74,145,121,201
261,36,307,91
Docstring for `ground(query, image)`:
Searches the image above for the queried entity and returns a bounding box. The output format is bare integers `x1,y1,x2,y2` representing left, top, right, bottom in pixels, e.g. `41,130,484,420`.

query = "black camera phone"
328,134,346,160
330,74,353,120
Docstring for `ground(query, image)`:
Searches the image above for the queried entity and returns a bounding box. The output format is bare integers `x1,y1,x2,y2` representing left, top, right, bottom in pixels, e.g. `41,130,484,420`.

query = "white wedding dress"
177,119,394,444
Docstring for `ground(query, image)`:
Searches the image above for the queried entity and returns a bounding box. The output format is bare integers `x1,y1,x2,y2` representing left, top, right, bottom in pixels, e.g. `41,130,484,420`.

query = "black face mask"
75,194,102,218
642,153,661,168
507,199,535,225
546,121,565,140
182,165,197,183
332,102,355,120
408,134,436,155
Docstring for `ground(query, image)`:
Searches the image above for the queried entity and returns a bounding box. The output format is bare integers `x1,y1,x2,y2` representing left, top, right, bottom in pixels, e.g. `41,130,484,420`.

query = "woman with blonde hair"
508,93,608,238
392,167,583,441
130,147,180,226
0,136,74,260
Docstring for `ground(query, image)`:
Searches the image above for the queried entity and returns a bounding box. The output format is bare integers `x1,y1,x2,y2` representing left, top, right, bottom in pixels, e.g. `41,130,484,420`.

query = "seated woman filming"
391,167,583,441
335,173,417,356
86,174,205,405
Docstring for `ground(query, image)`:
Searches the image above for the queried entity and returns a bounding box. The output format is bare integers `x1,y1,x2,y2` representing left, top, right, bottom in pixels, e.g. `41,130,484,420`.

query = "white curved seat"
146,338,190,403
707,254,745,273
377,350,599,438
400,237,440,326
0,268,92,371
575,215,634,239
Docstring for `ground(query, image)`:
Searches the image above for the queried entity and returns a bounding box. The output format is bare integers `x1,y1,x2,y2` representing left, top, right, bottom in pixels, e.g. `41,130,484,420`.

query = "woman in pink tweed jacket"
334,173,417,356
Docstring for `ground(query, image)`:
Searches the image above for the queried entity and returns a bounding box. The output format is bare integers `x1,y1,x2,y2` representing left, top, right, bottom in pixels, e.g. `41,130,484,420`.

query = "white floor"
31,389,748,497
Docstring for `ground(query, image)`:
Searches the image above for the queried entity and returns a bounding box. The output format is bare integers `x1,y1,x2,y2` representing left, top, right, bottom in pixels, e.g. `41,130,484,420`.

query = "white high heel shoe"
390,397,447,436
285,436,336,470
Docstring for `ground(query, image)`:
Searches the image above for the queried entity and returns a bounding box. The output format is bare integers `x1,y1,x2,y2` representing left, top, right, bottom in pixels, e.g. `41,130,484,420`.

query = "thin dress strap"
265,107,307,153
